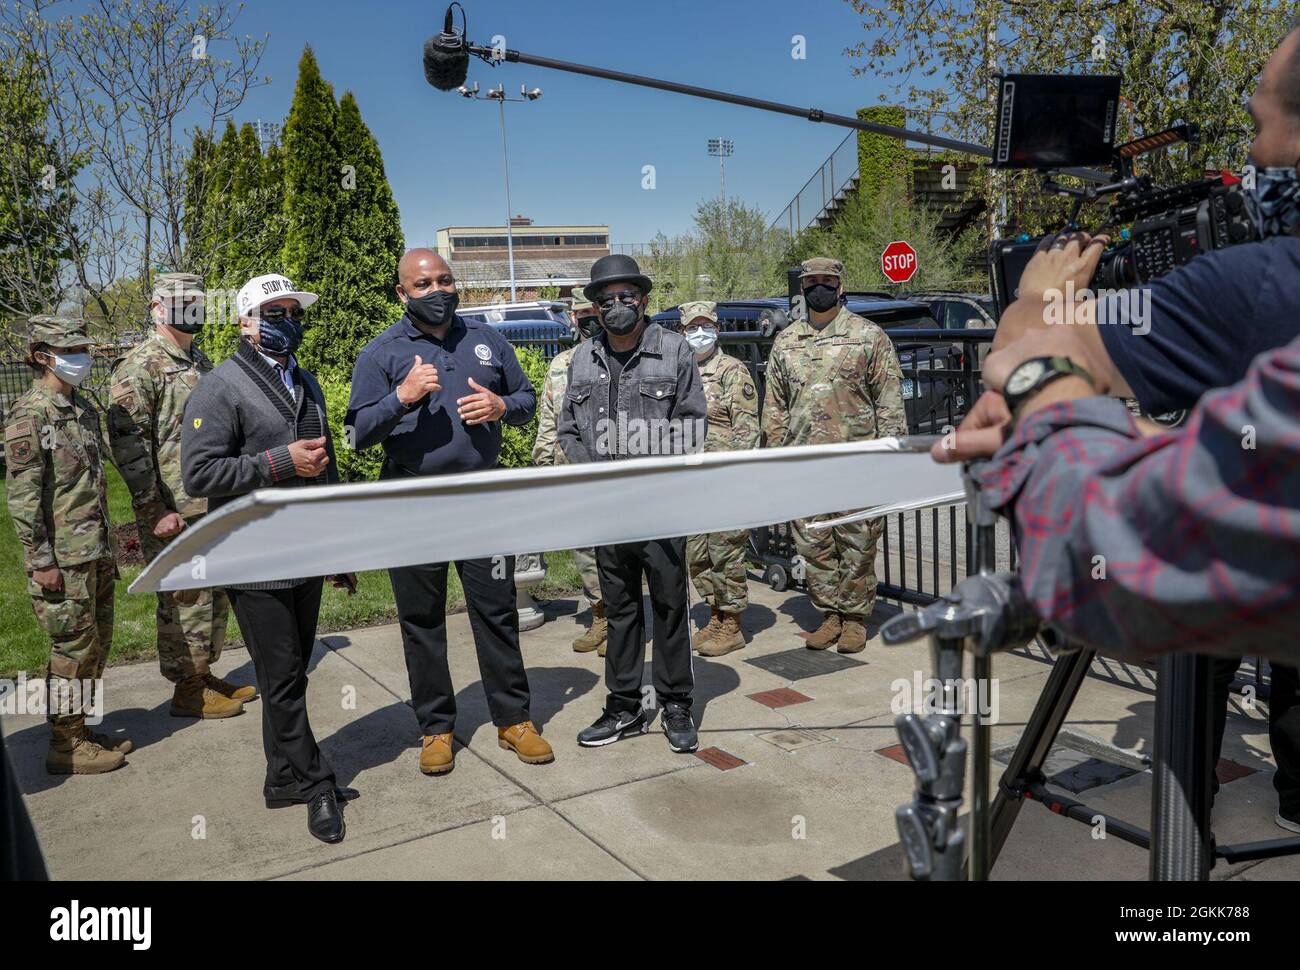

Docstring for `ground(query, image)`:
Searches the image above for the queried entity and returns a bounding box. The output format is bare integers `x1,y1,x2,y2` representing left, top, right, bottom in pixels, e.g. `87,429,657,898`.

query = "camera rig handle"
880,461,1042,881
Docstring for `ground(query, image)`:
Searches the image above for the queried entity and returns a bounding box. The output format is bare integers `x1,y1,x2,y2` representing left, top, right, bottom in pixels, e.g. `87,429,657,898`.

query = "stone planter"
514,552,547,632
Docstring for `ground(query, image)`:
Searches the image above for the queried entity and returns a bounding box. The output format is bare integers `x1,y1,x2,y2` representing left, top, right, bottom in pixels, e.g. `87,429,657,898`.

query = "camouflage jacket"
698,350,760,453
532,344,578,467
762,306,908,448
4,382,115,572
107,329,212,525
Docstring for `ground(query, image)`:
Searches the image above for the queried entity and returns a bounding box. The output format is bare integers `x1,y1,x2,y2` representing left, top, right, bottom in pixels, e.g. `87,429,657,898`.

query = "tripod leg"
1150,653,1214,880
987,646,1097,868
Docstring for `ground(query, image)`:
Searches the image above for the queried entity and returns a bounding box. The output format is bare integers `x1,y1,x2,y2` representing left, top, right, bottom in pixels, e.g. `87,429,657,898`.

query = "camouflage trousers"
29,557,116,724
141,532,230,683
687,529,750,613
570,547,603,608
790,515,883,617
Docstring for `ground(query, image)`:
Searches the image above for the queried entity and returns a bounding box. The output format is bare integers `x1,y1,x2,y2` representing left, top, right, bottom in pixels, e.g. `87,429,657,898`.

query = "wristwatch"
1002,356,1095,415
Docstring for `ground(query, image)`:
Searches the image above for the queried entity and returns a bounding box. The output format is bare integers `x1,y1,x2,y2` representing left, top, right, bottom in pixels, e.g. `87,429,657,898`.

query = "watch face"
1006,359,1047,396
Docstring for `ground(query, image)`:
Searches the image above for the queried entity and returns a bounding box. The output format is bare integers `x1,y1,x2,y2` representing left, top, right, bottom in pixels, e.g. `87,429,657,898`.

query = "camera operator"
935,18,1300,836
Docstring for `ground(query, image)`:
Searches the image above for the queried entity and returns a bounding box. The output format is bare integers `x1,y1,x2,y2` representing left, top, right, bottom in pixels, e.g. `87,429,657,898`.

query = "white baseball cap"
236,273,319,318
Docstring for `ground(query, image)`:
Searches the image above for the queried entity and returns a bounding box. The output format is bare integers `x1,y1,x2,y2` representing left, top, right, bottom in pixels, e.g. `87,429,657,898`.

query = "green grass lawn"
0,466,582,679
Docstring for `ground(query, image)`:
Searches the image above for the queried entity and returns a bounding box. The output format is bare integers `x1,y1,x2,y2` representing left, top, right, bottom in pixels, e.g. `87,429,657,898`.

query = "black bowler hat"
583,254,653,302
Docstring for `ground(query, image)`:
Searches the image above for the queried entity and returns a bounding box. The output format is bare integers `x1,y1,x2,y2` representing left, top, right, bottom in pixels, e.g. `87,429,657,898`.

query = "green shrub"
500,345,549,469
319,375,385,482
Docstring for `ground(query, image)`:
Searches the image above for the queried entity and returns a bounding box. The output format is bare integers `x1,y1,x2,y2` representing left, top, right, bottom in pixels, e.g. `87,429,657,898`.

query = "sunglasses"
596,290,642,310
259,305,306,324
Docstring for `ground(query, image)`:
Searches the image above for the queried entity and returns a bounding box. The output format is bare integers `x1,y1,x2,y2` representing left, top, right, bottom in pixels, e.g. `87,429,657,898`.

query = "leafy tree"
783,176,982,291
844,0,1296,234
279,44,343,370
644,197,787,311
0,53,75,352
300,90,404,382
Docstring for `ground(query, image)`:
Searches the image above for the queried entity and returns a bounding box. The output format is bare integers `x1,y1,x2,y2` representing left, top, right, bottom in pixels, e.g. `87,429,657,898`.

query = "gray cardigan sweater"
181,340,339,589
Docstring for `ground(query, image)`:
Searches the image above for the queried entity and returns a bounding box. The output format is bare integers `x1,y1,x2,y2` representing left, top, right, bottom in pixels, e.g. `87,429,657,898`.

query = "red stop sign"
881,240,918,284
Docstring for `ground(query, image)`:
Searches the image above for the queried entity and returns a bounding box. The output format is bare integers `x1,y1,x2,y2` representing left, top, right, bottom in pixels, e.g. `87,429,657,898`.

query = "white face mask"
685,325,717,356
44,351,93,387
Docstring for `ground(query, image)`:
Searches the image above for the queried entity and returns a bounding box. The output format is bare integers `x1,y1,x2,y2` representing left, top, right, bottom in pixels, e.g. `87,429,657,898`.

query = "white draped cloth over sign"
131,438,962,593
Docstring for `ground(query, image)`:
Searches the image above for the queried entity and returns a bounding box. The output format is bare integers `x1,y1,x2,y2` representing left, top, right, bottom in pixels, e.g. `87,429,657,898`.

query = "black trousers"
1210,656,1300,815
389,557,531,736
227,578,334,802
597,537,694,714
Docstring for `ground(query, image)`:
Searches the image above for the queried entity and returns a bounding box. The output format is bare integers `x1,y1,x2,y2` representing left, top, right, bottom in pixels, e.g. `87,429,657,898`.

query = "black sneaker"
661,703,698,753
577,708,649,747
1276,810,1300,835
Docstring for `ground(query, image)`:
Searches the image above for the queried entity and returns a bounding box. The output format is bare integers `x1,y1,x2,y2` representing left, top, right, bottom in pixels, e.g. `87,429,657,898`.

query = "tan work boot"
837,615,868,654
573,601,608,654
82,725,134,755
803,612,843,650
205,672,258,703
419,733,455,775
170,674,244,719
693,609,723,651
498,721,555,765
699,611,747,657
46,719,126,775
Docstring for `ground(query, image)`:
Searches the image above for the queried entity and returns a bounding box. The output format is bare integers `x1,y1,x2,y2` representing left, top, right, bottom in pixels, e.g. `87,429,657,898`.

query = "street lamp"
707,137,734,202
458,82,543,302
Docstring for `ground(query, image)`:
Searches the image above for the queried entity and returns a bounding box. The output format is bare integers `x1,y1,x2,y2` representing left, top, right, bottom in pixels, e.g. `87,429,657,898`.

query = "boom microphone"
423,4,469,91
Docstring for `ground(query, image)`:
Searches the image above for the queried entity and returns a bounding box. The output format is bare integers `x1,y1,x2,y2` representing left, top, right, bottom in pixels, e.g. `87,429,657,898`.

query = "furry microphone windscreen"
423,35,470,91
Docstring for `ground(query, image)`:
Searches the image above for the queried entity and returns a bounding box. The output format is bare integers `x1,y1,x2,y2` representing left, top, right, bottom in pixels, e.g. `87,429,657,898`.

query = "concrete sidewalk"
5,577,1296,881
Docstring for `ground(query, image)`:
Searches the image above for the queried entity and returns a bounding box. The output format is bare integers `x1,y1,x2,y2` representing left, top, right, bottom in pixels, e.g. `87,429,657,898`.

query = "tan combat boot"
170,674,244,719
693,609,723,651
699,611,747,657
205,672,258,703
803,612,843,650
498,721,555,765
573,601,608,654
46,718,126,775
419,733,455,775
837,615,868,654
82,724,134,755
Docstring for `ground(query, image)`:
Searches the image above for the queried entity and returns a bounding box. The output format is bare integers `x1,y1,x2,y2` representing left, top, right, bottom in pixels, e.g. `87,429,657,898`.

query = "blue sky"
228,0,900,249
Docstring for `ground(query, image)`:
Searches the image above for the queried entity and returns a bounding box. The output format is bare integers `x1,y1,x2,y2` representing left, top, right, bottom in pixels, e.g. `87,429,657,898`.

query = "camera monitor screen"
992,74,1122,169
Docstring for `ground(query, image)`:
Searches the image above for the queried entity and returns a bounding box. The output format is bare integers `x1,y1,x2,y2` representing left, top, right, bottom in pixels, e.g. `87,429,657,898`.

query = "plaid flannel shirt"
976,334,1300,663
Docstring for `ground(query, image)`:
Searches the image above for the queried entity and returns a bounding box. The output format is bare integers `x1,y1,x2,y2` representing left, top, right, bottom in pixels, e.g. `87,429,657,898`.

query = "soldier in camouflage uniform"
4,316,125,774
675,301,760,657
533,294,606,654
762,257,908,654
107,273,250,719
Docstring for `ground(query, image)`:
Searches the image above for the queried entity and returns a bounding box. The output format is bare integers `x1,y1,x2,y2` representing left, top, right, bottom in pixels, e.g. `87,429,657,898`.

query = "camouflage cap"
571,293,595,312
799,257,844,280
678,300,718,325
151,271,205,304
27,314,90,349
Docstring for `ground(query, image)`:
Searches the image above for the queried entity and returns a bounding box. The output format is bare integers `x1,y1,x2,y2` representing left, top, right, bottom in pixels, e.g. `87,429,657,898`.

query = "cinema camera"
987,74,1260,315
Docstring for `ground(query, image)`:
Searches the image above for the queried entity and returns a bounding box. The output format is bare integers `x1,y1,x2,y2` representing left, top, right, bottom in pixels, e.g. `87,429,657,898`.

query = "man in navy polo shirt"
347,248,553,776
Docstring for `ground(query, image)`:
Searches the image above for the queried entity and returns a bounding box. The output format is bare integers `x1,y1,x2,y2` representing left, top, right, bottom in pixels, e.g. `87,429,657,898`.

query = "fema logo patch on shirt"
474,343,493,363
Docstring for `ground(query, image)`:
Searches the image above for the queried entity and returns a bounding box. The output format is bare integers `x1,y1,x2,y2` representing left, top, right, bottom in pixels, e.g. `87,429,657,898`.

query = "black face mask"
405,290,459,330
803,283,840,314
165,304,204,334
600,303,641,336
575,315,601,339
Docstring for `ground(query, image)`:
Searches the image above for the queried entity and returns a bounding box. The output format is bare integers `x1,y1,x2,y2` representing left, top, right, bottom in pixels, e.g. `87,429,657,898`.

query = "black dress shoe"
266,785,359,810
307,789,345,844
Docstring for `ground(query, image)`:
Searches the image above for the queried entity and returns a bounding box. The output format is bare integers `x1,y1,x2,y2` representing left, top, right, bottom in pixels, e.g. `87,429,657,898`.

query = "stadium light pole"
707,137,734,202
458,82,543,301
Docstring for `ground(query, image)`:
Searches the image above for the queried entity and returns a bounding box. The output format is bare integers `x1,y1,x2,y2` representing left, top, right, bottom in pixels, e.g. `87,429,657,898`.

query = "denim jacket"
557,322,707,462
